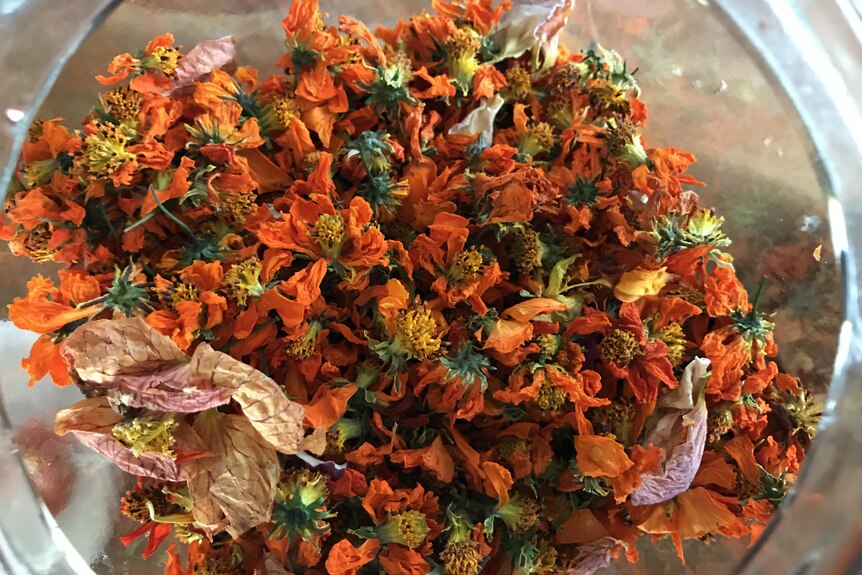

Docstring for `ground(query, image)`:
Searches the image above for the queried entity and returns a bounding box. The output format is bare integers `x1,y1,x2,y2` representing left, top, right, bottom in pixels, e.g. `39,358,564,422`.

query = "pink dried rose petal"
172,36,237,90
191,344,305,454
54,396,209,481
189,411,279,538
631,358,711,506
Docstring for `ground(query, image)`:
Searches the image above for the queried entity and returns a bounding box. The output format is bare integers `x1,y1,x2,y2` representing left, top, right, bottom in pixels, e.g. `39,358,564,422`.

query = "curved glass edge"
0,2,120,574
715,1,862,574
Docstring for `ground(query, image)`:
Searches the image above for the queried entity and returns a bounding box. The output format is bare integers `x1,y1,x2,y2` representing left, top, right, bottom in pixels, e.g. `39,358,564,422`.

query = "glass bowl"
0,1,859,574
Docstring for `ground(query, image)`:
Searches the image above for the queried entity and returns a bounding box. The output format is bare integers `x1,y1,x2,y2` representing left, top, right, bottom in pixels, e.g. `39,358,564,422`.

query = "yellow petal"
614,267,674,303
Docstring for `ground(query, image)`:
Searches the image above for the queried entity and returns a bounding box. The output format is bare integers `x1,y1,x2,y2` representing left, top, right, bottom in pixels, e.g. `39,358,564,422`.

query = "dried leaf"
54,396,208,481
189,411,279,538
299,427,328,456
631,359,711,506
173,36,237,90
190,344,305,454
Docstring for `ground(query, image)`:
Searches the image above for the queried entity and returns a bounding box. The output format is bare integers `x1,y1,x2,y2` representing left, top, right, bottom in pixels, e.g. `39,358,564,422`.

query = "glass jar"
0,1,859,573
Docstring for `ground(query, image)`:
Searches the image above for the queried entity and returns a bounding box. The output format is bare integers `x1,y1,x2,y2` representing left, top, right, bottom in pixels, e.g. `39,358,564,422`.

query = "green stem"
750,276,768,314
149,186,199,240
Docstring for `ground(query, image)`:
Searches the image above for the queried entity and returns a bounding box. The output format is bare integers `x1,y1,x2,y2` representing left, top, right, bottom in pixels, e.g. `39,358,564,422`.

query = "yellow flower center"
589,81,630,116
784,389,823,439
285,322,323,360
23,223,58,262
535,380,567,411
498,436,531,459
313,214,346,255
504,64,532,102
272,95,299,129
171,282,201,305
112,416,178,459
394,510,431,549
145,46,181,75
219,190,257,226
80,122,137,178
396,307,442,360
545,93,575,130
706,408,735,445
588,402,633,441
499,494,540,534
446,29,480,92
552,63,582,92
450,248,484,282
104,87,143,123
441,540,483,575
225,258,265,306
302,151,321,174
518,122,554,157
535,539,558,573
511,227,542,274
599,329,640,367
535,333,559,357
447,28,480,61
654,321,686,366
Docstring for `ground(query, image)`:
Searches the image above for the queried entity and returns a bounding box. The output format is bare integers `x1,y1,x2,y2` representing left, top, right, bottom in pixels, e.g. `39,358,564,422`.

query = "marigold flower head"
78,121,137,179
142,45,181,75
396,307,442,360
446,28,481,94
498,494,540,534
377,510,431,549
599,329,640,367
441,540,483,575
449,247,484,282
103,87,142,123
225,257,265,306
504,63,532,102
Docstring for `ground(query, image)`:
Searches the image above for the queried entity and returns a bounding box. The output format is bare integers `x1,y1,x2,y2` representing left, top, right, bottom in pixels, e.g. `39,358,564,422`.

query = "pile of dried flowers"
1,0,821,574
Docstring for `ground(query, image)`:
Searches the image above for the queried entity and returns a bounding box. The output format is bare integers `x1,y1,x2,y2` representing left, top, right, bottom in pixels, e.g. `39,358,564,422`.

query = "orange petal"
723,435,760,485
573,435,634,478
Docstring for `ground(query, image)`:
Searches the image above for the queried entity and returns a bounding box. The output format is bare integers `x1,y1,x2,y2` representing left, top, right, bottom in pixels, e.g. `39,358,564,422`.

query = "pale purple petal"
630,404,707,506
172,36,237,90
559,537,621,575
295,450,347,479
631,358,711,506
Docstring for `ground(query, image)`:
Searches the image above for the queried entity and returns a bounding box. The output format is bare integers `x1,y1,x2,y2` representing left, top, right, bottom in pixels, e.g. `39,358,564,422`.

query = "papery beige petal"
62,317,187,384
190,411,279,538
191,344,305,454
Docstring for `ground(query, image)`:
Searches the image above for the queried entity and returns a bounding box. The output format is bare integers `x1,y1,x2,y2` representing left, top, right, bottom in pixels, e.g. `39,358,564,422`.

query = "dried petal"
448,95,505,148
190,344,305,454
188,411,279,538
559,537,621,575
54,396,208,481
631,359,711,506
63,317,232,413
62,317,187,384
172,36,237,90
492,0,577,71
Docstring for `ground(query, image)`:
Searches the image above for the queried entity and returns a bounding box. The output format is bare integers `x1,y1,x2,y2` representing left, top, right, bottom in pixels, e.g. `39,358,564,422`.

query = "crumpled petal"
448,94,505,148
188,411,279,538
557,537,622,575
631,358,711,506
54,396,209,481
172,36,237,90
491,0,577,71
